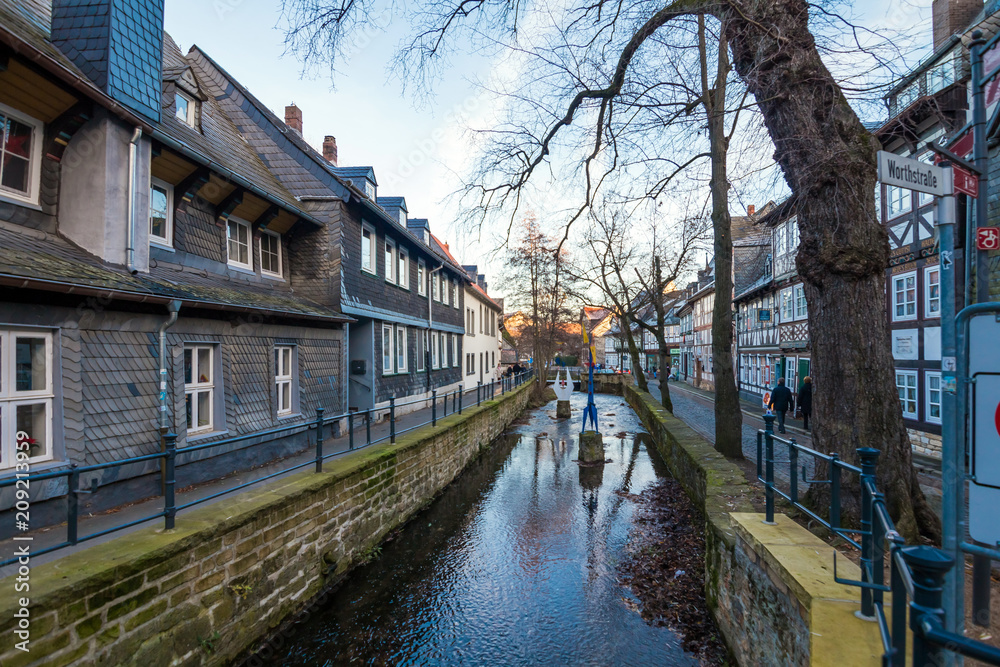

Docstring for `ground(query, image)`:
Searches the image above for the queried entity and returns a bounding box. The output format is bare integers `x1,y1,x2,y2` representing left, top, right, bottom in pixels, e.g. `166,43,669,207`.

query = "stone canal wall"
624,386,882,667
0,382,532,667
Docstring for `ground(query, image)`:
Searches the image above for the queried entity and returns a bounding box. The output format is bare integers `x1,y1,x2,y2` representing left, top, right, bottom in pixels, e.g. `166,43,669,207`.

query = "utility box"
970,314,1000,544
350,359,366,375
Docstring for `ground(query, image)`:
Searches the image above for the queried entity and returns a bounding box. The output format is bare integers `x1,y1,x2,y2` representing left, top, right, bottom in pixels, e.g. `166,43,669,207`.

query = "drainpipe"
158,300,182,430
126,127,143,274
428,264,444,391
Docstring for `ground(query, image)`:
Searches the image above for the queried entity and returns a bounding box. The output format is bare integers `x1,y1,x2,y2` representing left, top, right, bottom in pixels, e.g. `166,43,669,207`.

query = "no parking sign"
970,315,1000,544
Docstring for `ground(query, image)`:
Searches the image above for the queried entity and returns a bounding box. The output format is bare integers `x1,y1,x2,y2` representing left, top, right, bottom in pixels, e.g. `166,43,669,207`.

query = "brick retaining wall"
0,382,531,667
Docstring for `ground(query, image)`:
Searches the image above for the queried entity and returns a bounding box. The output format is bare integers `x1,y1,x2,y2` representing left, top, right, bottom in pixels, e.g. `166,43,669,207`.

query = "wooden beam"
43,100,93,162
175,166,211,210
252,204,280,231
215,187,244,224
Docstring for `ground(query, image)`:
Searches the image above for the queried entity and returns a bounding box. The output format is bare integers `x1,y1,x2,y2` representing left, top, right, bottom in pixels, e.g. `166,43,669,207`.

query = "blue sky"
164,0,934,292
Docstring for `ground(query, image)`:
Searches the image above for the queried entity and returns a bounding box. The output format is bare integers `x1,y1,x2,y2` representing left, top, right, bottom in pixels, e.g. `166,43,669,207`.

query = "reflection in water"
254,393,697,666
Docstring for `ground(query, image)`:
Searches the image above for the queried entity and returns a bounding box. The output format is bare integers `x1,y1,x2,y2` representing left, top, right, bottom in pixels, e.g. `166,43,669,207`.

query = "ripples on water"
254,392,699,666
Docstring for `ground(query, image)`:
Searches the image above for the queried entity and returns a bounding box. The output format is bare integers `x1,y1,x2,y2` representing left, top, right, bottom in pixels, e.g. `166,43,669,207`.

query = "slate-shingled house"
0,0,359,526
0,0,473,529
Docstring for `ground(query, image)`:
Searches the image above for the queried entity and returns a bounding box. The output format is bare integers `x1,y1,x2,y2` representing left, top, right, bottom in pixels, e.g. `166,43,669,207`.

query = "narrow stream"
255,392,700,666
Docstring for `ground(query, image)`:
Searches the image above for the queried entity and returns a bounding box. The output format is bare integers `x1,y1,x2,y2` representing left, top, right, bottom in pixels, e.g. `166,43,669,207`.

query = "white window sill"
227,264,255,275
0,458,63,478
362,267,377,276
261,271,284,281
277,412,301,421
0,192,41,210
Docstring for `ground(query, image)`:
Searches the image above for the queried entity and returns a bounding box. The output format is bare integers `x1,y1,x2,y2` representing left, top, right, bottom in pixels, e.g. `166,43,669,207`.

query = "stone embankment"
0,383,532,667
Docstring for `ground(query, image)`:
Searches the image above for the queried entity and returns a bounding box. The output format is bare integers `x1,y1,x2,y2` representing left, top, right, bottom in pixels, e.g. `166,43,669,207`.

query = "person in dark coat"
768,377,794,434
797,376,813,430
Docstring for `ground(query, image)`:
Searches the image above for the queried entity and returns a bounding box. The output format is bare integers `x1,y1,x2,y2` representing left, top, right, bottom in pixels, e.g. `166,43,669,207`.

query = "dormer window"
175,90,197,128
149,178,174,247
0,103,43,205
227,218,252,270
260,231,282,278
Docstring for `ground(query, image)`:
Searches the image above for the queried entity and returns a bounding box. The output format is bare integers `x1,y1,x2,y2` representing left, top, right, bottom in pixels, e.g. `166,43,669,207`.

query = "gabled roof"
336,166,377,186
377,196,407,210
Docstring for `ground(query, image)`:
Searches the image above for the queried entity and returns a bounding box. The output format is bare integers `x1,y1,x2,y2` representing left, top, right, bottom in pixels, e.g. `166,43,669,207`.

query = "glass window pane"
1,155,29,193
184,349,193,384
186,393,193,429
4,117,32,158
197,390,211,428
281,383,291,412
150,185,168,238
16,403,47,459
176,95,189,122
15,337,46,392
197,348,211,383
283,348,291,375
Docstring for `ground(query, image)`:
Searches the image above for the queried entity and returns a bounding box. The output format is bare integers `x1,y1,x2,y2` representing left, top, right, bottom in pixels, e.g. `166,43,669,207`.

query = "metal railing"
756,414,1000,666
0,370,535,567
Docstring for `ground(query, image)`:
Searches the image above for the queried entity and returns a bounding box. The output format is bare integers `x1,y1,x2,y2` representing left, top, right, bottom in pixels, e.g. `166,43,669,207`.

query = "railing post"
788,438,799,505
858,447,880,619
763,414,775,524
829,452,842,532
901,545,954,667
348,411,355,450
459,385,463,414
390,396,396,444
164,431,177,530
432,389,438,425
477,380,482,406
366,409,371,446
872,491,886,609
67,464,79,545
315,408,325,473
756,430,763,480
890,541,908,667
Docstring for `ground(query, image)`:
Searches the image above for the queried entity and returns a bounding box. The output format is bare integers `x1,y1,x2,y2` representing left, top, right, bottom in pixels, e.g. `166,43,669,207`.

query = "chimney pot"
285,104,303,135
748,204,755,216
323,135,338,166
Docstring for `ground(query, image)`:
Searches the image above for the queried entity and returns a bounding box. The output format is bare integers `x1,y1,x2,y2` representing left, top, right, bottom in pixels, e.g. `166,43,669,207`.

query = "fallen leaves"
619,477,728,665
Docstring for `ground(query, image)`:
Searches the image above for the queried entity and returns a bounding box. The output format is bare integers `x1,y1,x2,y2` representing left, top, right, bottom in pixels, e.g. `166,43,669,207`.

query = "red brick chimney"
933,0,982,50
323,135,338,166
284,104,303,135
748,204,756,217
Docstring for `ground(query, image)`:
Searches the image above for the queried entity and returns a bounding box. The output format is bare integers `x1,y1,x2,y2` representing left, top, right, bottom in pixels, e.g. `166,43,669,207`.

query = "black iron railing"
756,415,1000,666
0,370,535,567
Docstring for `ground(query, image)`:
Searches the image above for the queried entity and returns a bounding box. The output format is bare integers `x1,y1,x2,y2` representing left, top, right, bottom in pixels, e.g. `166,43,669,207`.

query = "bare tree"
281,0,939,538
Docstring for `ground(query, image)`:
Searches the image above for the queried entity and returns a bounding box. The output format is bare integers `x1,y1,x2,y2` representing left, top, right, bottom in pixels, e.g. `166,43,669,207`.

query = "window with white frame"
785,357,797,388
453,334,459,367
362,224,375,274
396,326,408,373
432,273,440,302
924,266,940,318
175,90,197,127
0,331,54,468
417,261,427,295
227,219,252,270
382,324,394,374
185,345,215,434
788,218,799,250
149,178,174,247
431,332,439,369
793,284,807,320
892,272,917,321
887,185,910,219
926,371,942,424
780,288,794,322
398,249,409,289
260,231,282,278
0,103,43,205
274,346,295,416
774,225,785,256
416,330,426,371
385,238,396,284
896,370,918,419
438,332,445,369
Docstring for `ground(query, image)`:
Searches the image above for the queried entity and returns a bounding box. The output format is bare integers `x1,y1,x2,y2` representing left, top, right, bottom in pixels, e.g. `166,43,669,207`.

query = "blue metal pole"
432,389,438,425
164,432,177,530
763,414,775,524
390,396,396,443
859,447,880,619
315,408,325,472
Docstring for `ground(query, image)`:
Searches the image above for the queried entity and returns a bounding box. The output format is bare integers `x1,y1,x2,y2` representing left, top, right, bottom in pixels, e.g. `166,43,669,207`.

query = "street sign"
877,151,947,196
976,227,1000,251
954,165,979,197
757,309,771,322
969,315,1000,544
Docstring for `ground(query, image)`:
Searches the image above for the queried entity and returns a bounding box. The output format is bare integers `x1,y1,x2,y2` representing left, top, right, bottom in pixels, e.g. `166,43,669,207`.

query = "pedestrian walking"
797,376,812,431
768,378,793,434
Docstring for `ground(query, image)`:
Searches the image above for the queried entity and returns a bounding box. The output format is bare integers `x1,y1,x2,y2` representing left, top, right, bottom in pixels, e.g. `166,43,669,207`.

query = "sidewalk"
0,385,501,577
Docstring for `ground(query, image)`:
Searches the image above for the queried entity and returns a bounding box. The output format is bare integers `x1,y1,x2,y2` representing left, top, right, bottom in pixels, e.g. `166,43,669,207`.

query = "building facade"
462,266,503,385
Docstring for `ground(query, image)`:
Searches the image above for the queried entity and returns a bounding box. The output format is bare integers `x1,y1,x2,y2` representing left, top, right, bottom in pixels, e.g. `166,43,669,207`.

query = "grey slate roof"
376,196,407,210
0,223,348,321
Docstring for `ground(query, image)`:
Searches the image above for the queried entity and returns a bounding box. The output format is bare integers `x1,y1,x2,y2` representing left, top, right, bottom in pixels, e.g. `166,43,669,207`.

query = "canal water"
258,392,700,666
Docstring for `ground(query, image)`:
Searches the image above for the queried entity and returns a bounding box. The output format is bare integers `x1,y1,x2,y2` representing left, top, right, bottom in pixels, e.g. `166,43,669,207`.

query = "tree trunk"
701,17,743,458
723,0,939,540
623,318,649,392
658,348,673,412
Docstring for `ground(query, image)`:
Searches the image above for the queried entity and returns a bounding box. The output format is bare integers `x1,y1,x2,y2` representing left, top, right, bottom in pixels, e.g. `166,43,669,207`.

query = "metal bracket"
801,465,830,485
75,478,98,495
833,552,890,592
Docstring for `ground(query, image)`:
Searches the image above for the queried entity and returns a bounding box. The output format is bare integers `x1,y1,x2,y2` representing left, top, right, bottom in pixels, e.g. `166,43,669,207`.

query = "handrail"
753,412,999,666
0,370,534,568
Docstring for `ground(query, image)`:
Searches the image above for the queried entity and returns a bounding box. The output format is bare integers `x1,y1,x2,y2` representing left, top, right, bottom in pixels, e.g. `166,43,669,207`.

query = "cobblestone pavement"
647,381,814,487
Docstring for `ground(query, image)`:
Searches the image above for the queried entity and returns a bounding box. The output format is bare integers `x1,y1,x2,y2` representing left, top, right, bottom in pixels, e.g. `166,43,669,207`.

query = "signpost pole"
936,164,963,653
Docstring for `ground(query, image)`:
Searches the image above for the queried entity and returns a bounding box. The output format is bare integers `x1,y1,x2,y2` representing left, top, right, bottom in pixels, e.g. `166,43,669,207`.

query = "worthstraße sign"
877,150,947,196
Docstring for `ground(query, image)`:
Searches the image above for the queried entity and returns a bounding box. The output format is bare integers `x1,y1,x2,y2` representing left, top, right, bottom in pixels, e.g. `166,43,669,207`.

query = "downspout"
428,264,444,391
126,127,143,274
158,300,182,430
